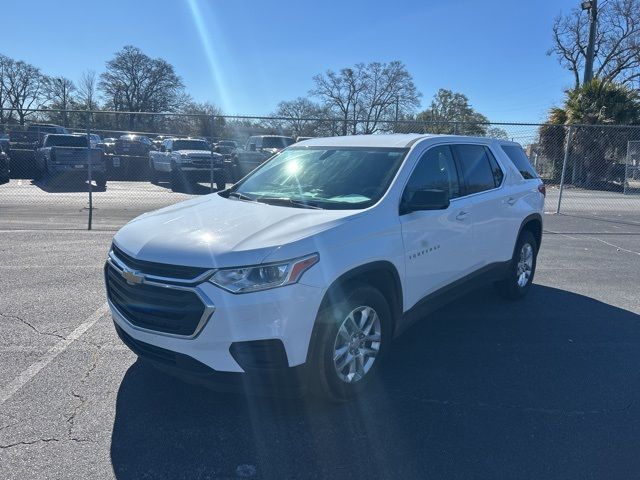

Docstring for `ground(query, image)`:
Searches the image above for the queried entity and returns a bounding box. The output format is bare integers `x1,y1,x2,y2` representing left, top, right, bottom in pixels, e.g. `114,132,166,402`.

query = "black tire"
170,169,181,192
95,173,107,189
215,171,226,191
494,230,537,300
149,162,159,184
34,164,44,181
308,283,392,401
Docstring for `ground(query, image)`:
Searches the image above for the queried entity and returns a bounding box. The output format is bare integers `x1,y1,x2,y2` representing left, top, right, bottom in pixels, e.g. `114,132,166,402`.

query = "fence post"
556,125,574,214
86,111,93,230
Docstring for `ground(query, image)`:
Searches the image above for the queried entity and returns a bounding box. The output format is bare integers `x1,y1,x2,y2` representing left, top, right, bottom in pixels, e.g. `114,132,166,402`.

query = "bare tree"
311,65,367,135
2,58,48,125
549,0,640,88
0,54,11,124
77,70,98,111
358,61,421,133
45,76,76,126
311,61,420,135
270,97,329,137
99,45,185,129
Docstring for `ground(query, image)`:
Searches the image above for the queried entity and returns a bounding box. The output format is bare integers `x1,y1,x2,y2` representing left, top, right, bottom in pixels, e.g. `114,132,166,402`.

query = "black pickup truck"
35,134,107,187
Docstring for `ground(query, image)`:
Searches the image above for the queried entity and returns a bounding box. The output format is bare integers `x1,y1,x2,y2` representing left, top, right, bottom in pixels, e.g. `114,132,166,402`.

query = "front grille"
105,263,207,336
111,244,209,280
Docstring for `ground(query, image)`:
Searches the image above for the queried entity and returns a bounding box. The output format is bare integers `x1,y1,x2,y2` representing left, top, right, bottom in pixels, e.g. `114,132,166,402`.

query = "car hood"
113,194,359,269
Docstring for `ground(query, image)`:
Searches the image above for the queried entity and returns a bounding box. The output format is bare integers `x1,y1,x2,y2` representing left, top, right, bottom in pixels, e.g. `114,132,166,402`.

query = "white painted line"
586,236,640,256
0,304,110,406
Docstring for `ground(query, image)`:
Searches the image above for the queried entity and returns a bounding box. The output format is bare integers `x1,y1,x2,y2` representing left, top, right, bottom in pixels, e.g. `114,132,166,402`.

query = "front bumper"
107,262,326,375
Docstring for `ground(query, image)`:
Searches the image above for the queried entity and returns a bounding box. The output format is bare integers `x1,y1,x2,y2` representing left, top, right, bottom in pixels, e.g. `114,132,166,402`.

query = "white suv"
105,134,545,400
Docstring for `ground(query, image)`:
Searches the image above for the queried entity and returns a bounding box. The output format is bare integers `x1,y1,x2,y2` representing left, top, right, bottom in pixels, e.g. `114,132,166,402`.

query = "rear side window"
486,147,504,186
451,144,500,194
501,145,538,179
403,145,461,202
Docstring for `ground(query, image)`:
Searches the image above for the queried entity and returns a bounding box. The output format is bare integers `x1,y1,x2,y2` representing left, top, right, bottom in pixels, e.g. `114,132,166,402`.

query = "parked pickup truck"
8,124,69,178
35,134,107,187
229,135,294,182
149,137,225,191
107,134,155,180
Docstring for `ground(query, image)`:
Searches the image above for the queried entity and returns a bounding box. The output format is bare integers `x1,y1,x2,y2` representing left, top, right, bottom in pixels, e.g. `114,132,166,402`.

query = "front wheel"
494,230,537,300
308,284,392,401
215,171,226,191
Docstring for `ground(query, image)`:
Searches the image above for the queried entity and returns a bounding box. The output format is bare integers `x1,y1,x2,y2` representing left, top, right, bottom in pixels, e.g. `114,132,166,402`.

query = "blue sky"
1,0,580,122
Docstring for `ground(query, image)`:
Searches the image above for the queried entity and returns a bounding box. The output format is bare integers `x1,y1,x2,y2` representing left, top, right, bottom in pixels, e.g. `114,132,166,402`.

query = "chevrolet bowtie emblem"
121,268,144,285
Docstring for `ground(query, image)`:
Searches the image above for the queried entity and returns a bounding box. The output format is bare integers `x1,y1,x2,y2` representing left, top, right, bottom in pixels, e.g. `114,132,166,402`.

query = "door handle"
456,211,469,221
507,197,516,206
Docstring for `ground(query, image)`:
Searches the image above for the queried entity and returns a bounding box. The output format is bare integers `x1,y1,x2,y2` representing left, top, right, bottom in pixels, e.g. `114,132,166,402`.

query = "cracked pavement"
1,210,640,478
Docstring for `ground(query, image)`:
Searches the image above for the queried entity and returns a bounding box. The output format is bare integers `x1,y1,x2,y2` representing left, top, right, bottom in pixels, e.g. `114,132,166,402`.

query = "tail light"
538,183,546,196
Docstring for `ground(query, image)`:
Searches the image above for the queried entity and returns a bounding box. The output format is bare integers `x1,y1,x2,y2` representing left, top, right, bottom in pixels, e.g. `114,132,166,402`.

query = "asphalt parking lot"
1,181,640,479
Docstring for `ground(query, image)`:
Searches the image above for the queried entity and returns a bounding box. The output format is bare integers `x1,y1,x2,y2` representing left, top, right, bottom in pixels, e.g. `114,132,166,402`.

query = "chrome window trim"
106,252,216,339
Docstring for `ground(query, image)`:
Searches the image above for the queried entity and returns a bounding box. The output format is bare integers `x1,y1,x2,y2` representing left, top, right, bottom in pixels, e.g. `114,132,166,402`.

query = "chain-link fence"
1,108,639,232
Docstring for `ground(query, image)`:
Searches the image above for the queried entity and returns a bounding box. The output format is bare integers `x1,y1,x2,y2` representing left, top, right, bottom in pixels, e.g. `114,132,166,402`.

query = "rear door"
400,144,478,309
451,143,511,265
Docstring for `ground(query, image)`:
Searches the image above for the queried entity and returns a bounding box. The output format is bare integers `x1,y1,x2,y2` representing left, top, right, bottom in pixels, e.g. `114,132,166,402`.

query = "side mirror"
401,189,450,214
248,143,256,152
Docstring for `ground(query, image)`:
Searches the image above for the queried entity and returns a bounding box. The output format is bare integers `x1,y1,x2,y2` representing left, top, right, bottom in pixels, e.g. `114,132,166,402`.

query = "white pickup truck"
148,138,225,191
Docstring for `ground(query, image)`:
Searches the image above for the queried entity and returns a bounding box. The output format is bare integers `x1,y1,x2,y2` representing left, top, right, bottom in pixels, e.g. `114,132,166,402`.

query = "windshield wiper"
255,197,323,210
228,191,255,202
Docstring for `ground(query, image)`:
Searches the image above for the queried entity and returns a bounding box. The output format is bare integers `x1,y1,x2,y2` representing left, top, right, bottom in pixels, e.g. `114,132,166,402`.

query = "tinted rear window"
501,145,538,179
451,144,499,194
45,135,88,147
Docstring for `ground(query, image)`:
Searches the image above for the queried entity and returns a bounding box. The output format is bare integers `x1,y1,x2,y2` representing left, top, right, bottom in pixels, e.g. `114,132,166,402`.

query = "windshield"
172,140,209,151
45,135,88,147
227,147,407,210
261,137,294,149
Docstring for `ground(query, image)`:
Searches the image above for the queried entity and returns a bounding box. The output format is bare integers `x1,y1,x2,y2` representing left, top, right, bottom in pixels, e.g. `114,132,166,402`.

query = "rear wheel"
95,173,107,188
308,284,391,401
149,161,159,184
494,230,537,300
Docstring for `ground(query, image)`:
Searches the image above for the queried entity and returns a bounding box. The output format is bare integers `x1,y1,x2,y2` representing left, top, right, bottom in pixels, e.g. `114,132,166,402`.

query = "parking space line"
0,303,109,406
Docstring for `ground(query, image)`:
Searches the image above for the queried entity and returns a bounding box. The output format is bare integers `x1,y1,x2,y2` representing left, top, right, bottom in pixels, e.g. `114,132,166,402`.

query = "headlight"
209,254,319,293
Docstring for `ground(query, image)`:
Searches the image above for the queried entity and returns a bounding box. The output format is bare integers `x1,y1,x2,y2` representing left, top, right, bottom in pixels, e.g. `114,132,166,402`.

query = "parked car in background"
215,140,237,157
152,135,172,150
149,137,225,191
89,133,102,148
0,142,9,184
106,134,545,400
9,123,69,151
230,135,294,182
8,124,69,178
35,134,107,187
108,134,155,179
98,137,117,154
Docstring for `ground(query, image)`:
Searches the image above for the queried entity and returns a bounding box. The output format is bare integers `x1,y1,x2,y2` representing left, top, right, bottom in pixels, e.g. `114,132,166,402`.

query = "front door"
400,144,477,310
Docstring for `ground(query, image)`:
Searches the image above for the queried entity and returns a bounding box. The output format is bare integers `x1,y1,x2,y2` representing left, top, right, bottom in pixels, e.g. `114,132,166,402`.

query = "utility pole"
582,0,598,84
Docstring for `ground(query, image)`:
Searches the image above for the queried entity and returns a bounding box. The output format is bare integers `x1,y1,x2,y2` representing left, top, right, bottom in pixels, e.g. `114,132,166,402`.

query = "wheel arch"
306,261,403,363
517,213,543,251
